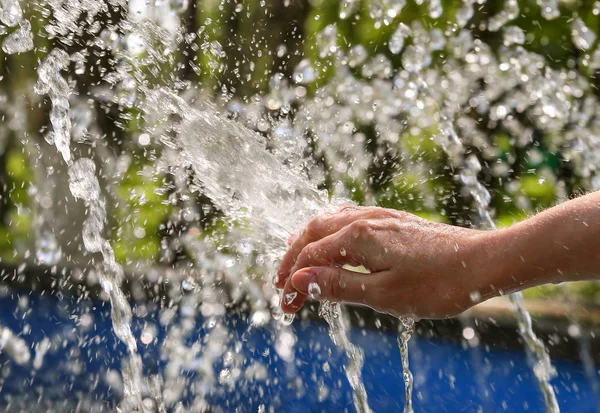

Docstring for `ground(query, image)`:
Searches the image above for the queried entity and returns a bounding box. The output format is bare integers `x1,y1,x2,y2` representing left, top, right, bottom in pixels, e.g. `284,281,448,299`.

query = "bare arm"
275,191,600,319
480,190,600,298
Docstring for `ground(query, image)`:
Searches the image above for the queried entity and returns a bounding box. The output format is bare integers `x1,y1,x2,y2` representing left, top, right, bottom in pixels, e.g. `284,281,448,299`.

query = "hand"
274,206,493,319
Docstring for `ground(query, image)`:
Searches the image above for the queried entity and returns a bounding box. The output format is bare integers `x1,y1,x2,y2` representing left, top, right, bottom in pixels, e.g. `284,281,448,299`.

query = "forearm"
277,194,600,318
480,191,600,299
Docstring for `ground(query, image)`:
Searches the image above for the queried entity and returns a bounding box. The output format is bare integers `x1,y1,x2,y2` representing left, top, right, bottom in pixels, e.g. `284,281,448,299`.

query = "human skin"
274,191,600,319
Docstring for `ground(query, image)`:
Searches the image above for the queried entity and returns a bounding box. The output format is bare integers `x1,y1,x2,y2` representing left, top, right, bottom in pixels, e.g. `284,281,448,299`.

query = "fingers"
276,210,355,288
274,207,398,288
288,222,369,276
278,219,376,314
279,222,373,313
279,278,307,313
280,266,384,313
278,227,364,314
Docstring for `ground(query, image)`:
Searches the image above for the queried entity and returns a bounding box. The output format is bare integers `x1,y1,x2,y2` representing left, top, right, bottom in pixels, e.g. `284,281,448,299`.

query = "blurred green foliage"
0,150,33,258
112,161,172,264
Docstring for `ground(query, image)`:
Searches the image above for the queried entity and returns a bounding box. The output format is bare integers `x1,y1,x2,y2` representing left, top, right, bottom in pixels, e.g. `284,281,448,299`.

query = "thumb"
291,267,381,305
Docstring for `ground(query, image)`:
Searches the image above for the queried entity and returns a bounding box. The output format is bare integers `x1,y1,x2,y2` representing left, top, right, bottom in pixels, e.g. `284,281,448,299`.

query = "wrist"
464,227,541,304
473,214,573,300
458,192,600,308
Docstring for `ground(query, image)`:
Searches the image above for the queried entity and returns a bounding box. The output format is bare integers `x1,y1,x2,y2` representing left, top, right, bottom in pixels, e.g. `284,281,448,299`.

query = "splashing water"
160,93,372,413
2,0,600,411
0,326,30,365
0,0,22,27
173,100,327,242
2,19,33,54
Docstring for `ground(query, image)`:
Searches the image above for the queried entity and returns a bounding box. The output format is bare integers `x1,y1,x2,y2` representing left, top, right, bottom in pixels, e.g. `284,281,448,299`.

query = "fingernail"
291,269,316,294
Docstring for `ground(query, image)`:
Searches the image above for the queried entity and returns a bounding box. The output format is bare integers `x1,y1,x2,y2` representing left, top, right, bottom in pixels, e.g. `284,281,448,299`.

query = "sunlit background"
1,0,600,411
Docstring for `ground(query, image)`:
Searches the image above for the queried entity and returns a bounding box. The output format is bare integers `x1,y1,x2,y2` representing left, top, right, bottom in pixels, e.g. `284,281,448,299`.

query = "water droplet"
140,325,156,345
462,327,476,340
388,23,411,55
465,154,482,173
363,54,393,78
348,45,368,68
282,313,295,325
429,28,446,51
2,20,33,54
169,0,189,13
36,231,62,265
293,59,316,84
455,1,473,28
283,291,298,305
138,133,151,146
317,24,338,59
0,327,30,365
567,324,581,338
272,306,283,321
251,309,270,326
0,0,22,27
572,17,596,50
402,44,430,73
308,282,321,300
488,0,519,32
503,26,525,46
469,291,481,302
339,0,359,19
428,0,442,19
71,52,86,75
369,0,406,26
539,0,560,20
181,277,198,292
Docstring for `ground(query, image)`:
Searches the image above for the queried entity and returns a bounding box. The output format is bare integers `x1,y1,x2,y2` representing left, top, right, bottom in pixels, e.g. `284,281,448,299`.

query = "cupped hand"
275,206,495,319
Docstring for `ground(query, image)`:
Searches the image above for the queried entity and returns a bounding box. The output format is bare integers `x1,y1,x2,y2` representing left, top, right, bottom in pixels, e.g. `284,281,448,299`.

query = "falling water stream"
428,93,560,412
2,0,600,411
35,48,146,412
451,125,560,412
398,317,415,413
320,303,371,413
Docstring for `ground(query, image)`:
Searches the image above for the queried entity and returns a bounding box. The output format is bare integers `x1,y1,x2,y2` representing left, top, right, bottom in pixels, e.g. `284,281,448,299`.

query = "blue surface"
0,290,598,412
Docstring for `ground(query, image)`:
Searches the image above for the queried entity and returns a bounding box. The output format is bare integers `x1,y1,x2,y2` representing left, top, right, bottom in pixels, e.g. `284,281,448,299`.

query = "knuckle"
387,217,404,231
305,242,317,259
304,217,322,238
393,210,408,220
319,213,336,230
348,219,373,237
296,243,316,266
